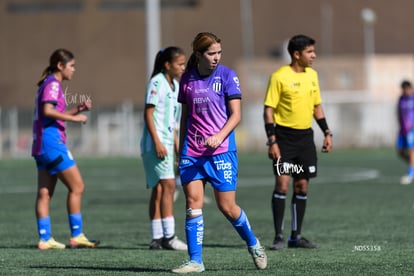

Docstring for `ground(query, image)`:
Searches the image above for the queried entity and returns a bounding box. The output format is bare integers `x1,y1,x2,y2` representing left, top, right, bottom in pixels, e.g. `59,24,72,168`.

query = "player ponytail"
38,48,74,87
150,47,185,79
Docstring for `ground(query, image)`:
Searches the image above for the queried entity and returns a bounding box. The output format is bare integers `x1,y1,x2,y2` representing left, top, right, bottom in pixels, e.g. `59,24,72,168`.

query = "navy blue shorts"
179,151,238,192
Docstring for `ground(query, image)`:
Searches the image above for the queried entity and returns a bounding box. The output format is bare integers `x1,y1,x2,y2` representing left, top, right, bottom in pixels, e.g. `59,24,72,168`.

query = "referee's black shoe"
269,235,285,250
288,237,319,249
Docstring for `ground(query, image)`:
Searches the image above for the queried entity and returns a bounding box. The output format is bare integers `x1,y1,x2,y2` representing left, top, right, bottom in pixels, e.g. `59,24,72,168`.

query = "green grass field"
1,148,414,275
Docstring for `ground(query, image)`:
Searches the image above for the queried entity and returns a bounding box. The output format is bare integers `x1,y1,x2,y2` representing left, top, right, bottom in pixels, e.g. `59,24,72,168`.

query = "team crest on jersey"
213,77,222,92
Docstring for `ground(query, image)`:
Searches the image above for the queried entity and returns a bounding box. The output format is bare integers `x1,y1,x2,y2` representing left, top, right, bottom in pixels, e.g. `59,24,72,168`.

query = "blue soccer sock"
68,213,83,237
185,215,204,264
37,216,51,241
230,209,257,247
407,166,414,177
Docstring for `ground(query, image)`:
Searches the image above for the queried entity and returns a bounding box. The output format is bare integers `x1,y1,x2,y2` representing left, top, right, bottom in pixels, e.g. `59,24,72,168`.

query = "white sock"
151,219,163,240
162,216,175,239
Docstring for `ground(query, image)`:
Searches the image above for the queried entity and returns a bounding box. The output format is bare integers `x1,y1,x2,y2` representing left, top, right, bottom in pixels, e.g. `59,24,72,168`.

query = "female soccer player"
397,80,414,184
172,32,267,274
32,49,98,250
141,47,187,250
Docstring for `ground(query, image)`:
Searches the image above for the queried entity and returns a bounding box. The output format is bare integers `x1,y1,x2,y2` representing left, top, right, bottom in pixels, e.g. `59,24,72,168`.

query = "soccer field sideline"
0,166,381,194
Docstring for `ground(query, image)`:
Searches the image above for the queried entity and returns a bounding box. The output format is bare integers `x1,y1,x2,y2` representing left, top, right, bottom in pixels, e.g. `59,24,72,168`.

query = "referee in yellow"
263,34,333,250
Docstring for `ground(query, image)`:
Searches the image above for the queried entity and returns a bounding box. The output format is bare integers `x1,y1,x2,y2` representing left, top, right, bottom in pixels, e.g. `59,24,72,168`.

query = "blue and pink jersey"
32,75,67,156
398,94,414,136
178,64,242,157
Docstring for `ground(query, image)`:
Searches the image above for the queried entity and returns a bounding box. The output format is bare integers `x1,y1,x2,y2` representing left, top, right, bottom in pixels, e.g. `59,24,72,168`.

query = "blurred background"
1,0,414,158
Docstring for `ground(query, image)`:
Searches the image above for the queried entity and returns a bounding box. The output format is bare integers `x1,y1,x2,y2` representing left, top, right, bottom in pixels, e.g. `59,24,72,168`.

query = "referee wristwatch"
266,139,277,146
324,130,333,137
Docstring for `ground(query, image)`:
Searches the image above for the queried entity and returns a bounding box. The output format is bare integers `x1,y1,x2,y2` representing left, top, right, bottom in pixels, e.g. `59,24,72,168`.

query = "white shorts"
142,143,175,189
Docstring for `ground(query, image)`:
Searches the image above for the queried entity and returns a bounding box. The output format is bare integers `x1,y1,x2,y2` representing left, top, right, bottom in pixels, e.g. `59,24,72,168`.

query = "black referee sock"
271,191,286,237
291,193,307,240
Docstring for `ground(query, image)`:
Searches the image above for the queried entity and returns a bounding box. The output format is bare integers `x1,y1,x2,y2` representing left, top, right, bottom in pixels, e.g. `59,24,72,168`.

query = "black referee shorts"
272,125,317,179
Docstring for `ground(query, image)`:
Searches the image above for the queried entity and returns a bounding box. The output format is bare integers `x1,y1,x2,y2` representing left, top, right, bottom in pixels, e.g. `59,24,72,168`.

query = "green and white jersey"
140,72,180,154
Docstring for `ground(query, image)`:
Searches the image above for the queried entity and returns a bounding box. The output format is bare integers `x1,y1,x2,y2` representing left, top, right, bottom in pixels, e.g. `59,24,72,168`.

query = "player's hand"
74,114,88,124
205,135,223,149
321,135,333,153
155,142,168,159
268,143,281,160
77,100,92,112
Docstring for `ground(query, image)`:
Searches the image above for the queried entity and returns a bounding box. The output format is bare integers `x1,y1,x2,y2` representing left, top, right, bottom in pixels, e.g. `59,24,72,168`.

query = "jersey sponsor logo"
195,88,209,94
214,160,232,170
150,89,157,95
214,160,232,183
193,97,210,104
196,107,210,114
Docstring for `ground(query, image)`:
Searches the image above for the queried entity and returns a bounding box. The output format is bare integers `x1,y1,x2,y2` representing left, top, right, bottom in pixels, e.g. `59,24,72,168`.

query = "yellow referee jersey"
264,65,322,129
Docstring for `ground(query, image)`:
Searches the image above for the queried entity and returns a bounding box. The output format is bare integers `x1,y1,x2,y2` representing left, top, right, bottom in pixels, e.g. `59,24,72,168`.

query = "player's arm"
263,105,280,160
66,100,92,115
314,104,333,153
144,104,167,159
205,98,241,149
43,102,88,123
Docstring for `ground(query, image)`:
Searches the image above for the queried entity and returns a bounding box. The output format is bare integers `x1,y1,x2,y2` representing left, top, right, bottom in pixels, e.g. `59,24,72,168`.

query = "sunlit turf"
1,148,414,275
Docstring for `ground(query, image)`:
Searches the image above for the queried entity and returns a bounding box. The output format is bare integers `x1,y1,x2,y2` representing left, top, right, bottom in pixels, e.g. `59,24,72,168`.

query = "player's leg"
58,164,98,248
270,173,290,250
214,189,266,270
172,179,205,273
401,129,414,184
35,169,64,250
290,178,308,240
270,126,294,250
209,152,267,270
183,179,204,259
288,131,318,249
214,190,255,244
149,183,163,249
160,177,187,250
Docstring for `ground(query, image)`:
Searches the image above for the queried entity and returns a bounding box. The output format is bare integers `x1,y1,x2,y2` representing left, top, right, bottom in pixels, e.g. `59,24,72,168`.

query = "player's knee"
186,208,202,217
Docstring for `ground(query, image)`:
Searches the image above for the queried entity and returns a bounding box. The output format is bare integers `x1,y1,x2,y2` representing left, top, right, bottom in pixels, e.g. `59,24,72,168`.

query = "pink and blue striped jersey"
32,75,67,156
178,64,242,157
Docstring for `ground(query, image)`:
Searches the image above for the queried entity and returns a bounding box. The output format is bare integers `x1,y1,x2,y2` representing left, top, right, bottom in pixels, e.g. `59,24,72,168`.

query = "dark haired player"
263,34,333,250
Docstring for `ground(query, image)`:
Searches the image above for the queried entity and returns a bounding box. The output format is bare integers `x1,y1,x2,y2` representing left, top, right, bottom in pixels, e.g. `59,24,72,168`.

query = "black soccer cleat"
149,238,163,250
269,235,285,250
288,237,319,249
